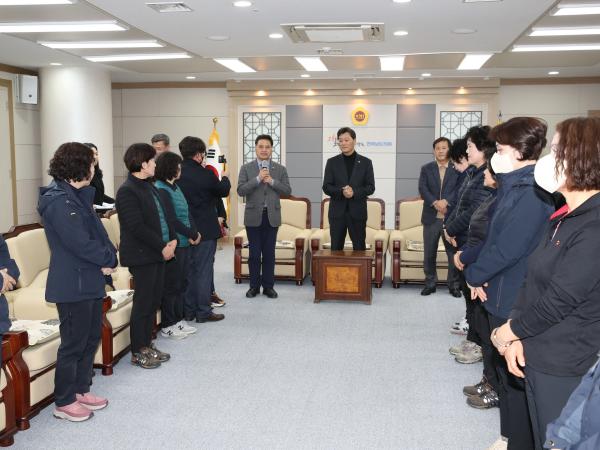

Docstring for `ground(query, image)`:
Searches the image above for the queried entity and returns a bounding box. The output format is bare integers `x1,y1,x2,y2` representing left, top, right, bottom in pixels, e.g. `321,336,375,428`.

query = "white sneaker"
450,318,469,335
160,326,188,340
486,437,508,450
176,320,197,335
449,339,471,355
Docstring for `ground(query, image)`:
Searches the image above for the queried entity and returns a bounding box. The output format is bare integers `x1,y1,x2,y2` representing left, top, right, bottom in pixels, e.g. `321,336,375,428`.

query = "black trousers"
161,247,189,328
525,365,583,450
129,262,165,354
423,219,459,289
54,299,103,407
246,210,278,289
330,211,366,251
489,314,534,450
470,302,500,394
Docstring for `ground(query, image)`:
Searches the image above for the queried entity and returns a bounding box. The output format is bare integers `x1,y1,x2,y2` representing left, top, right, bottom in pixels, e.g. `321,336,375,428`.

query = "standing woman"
116,143,177,369
38,142,117,422
84,143,114,208
464,117,554,450
492,117,600,450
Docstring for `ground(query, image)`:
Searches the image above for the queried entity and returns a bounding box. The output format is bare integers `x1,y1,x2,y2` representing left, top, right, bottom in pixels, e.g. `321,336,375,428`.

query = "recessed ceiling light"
548,71,560,75
269,33,283,39
39,40,162,49
392,0,411,3
85,53,190,62
300,73,311,78
207,35,230,41
233,0,252,7
457,53,492,70
295,57,328,71
354,88,366,95
483,76,490,80
0,0,75,4
463,0,502,2
393,30,408,36
256,90,267,96
214,58,256,72
530,26,600,36
553,3,600,16
305,89,316,96
512,43,600,52
146,2,193,13
452,28,477,34
421,72,431,77
185,75,196,79
0,21,127,33
379,56,405,71
49,62,62,66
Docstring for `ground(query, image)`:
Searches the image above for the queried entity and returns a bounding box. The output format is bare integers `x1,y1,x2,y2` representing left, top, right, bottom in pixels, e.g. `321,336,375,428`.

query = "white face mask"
491,152,514,174
534,152,566,193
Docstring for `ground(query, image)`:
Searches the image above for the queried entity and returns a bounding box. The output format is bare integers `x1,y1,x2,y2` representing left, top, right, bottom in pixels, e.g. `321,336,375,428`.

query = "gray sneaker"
463,377,492,396
449,340,476,356
455,345,483,364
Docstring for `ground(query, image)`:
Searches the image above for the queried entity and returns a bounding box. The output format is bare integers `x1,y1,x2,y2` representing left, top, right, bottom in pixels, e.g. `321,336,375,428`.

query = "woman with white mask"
491,117,600,450
464,117,555,450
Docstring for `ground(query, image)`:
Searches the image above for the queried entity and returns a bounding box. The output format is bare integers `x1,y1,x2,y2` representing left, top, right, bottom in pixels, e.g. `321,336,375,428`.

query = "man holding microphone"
237,135,291,299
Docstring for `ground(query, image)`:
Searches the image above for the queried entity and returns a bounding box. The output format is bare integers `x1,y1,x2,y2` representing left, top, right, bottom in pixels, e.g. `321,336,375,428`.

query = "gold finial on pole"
212,117,218,127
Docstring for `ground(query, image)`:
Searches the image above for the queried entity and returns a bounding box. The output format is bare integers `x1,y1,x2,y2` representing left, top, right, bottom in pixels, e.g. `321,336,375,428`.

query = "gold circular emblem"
351,107,369,126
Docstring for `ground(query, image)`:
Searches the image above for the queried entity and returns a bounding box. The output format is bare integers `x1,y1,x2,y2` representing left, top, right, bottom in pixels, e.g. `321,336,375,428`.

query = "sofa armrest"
388,229,405,254
373,229,389,253
292,229,312,253
234,229,247,241
310,229,326,253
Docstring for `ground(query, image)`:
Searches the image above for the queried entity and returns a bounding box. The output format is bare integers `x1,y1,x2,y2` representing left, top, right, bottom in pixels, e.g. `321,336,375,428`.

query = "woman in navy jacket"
464,117,554,450
38,143,117,422
492,117,600,450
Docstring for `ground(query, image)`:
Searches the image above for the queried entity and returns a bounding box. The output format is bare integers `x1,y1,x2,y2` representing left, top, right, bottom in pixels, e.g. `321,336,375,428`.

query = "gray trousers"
423,218,459,289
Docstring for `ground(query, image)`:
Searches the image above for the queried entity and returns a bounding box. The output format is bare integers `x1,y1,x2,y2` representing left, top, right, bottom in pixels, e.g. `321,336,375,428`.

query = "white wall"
112,87,229,190
499,83,600,142
0,71,42,226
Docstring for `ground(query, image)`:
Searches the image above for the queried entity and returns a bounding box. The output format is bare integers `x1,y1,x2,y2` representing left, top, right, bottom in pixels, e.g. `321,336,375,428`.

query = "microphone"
260,160,270,170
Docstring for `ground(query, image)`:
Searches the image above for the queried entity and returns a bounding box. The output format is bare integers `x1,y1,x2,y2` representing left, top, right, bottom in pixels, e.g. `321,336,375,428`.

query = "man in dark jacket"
323,127,375,250
177,136,231,323
418,137,461,296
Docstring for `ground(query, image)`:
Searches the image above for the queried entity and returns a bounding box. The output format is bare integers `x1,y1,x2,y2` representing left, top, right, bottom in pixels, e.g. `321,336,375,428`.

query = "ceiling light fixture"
0,21,127,33
354,88,366,95
256,90,267,96
512,43,600,52
85,53,190,62
269,33,283,39
207,35,230,41
146,2,193,13
393,30,408,36
0,0,76,4
530,26,600,36
305,89,316,96
49,62,62,66
463,0,502,3
548,71,560,75
553,3,600,16
39,40,162,49
233,0,252,7
295,57,328,71
379,55,405,71
185,75,196,79
392,0,411,3
452,28,477,34
457,53,492,70
214,58,256,72
300,73,311,78
421,72,431,77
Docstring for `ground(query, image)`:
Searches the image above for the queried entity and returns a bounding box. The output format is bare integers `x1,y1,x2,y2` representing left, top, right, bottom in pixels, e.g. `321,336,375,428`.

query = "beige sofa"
310,198,389,288
234,197,312,286
389,198,449,287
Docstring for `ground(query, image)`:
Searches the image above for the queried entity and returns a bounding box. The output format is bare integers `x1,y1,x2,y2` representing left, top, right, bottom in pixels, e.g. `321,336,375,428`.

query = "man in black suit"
323,127,375,250
418,137,461,296
177,136,231,322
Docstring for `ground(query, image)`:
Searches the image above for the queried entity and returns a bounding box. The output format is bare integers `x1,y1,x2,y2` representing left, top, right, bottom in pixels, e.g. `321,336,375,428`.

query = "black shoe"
263,287,278,298
246,287,260,298
196,313,225,323
467,390,500,409
449,288,462,298
421,286,436,296
131,350,161,369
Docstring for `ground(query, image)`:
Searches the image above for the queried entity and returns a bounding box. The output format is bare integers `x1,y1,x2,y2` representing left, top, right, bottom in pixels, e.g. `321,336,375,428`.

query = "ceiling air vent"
282,23,384,43
146,2,193,13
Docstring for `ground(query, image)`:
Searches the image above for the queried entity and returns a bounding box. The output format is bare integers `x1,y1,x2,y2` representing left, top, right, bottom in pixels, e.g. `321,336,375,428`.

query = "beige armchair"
389,198,449,287
310,198,388,288
234,196,312,286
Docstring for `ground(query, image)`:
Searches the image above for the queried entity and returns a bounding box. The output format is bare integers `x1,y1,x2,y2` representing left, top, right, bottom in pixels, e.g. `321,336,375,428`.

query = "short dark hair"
255,134,273,146
337,127,356,140
179,136,206,160
556,117,600,191
490,117,547,161
83,142,97,151
465,125,492,150
123,143,156,173
48,142,95,182
449,138,467,163
433,137,451,149
151,133,170,145
155,151,182,182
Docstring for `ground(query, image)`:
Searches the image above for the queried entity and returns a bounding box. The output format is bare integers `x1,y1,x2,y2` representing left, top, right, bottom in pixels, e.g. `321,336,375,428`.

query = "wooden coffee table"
312,250,373,304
